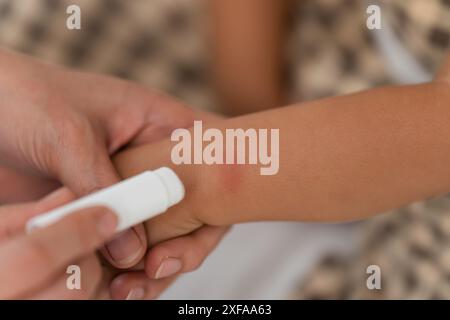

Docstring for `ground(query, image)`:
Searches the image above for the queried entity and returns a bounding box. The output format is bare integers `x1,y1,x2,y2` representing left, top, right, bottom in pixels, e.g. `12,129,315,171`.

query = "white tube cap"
154,167,185,207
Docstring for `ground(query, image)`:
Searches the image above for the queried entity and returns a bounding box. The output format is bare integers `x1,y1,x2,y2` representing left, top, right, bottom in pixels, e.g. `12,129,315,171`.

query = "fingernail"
97,210,118,237
105,228,143,265
126,287,145,300
155,258,182,279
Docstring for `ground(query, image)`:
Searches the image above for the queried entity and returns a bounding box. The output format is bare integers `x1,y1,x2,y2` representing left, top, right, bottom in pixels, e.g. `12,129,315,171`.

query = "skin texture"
117,80,450,225
0,48,210,272
5,53,447,300
0,189,118,299
113,82,450,224
104,57,450,298
0,49,197,198
0,49,222,299
0,185,228,300
1,48,449,300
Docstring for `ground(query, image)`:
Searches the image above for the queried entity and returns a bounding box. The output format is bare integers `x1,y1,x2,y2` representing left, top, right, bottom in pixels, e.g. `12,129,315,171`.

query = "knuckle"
150,244,170,261
185,244,207,271
45,109,93,171
47,107,92,150
59,116,91,148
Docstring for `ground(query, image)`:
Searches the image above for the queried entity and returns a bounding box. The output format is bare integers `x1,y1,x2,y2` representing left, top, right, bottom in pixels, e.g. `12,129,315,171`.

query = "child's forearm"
113,81,450,225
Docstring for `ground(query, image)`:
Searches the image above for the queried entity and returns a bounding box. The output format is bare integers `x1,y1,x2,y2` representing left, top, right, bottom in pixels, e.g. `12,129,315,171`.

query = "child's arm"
112,68,450,243
209,0,290,115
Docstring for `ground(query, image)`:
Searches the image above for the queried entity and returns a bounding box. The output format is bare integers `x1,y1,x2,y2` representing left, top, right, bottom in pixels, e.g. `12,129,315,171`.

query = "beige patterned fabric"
0,0,213,110
295,199,450,299
0,0,449,299
288,0,390,101
293,0,450,300
384,0,450,73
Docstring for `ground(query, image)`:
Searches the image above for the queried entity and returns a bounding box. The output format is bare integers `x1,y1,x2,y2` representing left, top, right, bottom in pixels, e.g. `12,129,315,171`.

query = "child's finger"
145,226,230,279
109,271,176,300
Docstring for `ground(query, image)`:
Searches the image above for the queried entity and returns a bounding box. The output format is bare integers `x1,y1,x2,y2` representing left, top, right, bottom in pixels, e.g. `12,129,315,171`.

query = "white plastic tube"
26,167,185,233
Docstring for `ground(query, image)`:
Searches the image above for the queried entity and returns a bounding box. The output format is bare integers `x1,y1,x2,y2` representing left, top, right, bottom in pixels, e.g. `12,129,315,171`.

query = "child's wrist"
112,140,223,226
187,163,248,226
175,163,231,226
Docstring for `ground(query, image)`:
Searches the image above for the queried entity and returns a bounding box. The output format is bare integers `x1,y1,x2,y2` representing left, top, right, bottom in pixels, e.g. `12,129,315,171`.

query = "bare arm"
112,61,450,242
209,0,290,115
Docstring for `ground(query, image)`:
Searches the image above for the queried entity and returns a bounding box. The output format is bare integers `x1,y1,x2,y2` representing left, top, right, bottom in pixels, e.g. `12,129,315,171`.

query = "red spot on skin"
218,163,245,195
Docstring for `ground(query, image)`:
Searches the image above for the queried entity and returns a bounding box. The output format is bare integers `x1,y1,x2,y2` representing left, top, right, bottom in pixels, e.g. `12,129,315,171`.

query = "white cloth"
372,18,432,84
160,222,358,299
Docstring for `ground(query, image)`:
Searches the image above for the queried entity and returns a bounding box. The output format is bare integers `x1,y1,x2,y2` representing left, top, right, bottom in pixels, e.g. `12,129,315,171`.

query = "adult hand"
0,49,196,199
0,49,199,269
26,187,230,300
109,225,230,300
0,48,226,299
0,190,118,299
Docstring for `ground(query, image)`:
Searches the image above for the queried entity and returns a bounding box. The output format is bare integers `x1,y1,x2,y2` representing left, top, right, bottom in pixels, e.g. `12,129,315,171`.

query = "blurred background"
0,0,449,299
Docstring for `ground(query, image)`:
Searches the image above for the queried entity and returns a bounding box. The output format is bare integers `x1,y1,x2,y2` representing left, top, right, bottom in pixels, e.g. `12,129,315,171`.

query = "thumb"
53,143,149,269
55,140,121,197
53,133,150,269
50,133,148,269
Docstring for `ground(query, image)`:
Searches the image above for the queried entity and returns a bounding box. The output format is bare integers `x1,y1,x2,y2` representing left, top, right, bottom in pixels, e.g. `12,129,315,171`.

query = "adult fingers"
0,165,59,204
109,271,176,300
0,206,117,299
28,255,102,300
0,188,75,241
54,125,121,197
109,226,230,299
145,226,230,279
